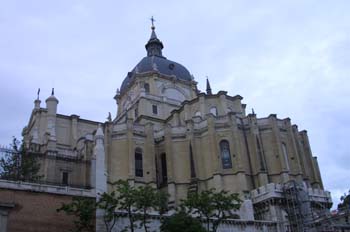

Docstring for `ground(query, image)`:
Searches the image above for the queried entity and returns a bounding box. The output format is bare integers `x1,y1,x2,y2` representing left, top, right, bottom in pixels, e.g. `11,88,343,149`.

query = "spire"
145,16,164,57
37,88,40,100
51,88,54,96
206,77,212,95
34,88,41,110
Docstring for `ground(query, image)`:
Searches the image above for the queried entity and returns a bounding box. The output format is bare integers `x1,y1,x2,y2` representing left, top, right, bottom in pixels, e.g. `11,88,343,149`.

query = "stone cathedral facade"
21,25,332,231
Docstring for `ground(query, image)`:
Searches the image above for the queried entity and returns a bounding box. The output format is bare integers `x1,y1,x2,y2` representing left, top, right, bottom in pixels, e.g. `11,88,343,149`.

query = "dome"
120,56,192,93
119,25,192,94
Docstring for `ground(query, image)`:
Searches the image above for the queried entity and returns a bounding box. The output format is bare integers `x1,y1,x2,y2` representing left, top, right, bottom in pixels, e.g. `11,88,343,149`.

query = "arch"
135,148,143,177
160,83,190,100
194,111,201,117
220,140,232,169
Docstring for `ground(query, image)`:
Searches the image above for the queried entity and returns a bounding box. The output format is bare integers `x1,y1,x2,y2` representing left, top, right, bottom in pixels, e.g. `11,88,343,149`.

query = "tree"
181,188,242,232
115,180,138,232
133,185,169,232
57,196,95,232
0,137,42,182
338,190,350,210
97,191,119,232
160,211,206,232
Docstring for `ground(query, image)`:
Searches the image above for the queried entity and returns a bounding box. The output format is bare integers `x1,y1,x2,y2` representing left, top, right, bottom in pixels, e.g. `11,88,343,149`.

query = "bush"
161,211,206,232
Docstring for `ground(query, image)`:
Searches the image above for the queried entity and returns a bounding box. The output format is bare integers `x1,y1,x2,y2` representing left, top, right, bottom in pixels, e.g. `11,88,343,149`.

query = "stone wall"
0,180,95,232
96,213,277,232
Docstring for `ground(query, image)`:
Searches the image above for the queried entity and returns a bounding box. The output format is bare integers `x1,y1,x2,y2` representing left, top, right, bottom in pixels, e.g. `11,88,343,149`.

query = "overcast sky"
0,0,349,208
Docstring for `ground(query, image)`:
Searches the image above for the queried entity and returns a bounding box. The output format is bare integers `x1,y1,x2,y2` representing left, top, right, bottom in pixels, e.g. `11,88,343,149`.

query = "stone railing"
0,179,95,197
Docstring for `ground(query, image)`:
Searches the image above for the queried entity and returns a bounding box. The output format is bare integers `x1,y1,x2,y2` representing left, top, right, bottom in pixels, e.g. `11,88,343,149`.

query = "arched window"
135,148,143,177
194,111,201,117
220,140,232,169
281,143,290,170
144,83,150,93
210,107,218,116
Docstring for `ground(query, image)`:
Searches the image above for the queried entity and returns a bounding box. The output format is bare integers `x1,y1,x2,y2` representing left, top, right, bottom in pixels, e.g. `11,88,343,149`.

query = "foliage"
133,185,169,232
160,211,206,232
97,191,119,232
338,190,350,210
115,180,138,232
181,188,242,232
57,196,95,232
0,137,42,182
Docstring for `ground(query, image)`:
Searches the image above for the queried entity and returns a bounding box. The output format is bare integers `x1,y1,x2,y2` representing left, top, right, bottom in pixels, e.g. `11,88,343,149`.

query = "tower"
114,22,197,126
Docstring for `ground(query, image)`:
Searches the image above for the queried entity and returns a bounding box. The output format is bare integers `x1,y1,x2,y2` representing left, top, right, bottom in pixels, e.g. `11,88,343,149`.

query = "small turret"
92,124,107,195
45,88,59,144
45,88,59,115
34,88,41,110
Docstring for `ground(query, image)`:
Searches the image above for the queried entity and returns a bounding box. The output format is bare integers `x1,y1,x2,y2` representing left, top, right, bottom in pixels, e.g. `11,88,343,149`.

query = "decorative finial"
37,88,40,100
107,112,112,122
252,108,255,115
51,88,54,96
150,16,155,30
206,76,212,95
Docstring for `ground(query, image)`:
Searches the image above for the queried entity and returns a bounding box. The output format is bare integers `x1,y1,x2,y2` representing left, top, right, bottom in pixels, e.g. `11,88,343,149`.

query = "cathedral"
20,23,333,231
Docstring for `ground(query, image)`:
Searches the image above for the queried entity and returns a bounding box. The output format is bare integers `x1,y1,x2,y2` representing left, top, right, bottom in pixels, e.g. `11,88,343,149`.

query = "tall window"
220,140,232,169
62,172,69,185
152,105,158,115
160,153,167,185
135,107,138,118
144,83,150,93
282,143,290,170
135,148,143,177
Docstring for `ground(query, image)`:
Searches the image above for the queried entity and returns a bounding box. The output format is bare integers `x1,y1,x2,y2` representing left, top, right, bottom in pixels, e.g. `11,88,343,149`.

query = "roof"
120,56,192,93
119,26,192,94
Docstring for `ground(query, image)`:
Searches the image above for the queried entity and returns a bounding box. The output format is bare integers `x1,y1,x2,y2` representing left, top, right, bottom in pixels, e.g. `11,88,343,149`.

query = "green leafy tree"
57,196,95,232
115,180,138,232
134,185,169,232
97,191,119,232
0,137,42,182
181,188,242,232
160,211,206,232
338,190,350,210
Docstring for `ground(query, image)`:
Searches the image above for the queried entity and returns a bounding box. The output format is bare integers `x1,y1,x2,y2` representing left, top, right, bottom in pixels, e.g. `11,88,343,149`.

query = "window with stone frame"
62,171,69,185
135,107,138,118
135,148,143,177
220,140,233,169
160,153,167,185
144,83,150,93
152,105,158,115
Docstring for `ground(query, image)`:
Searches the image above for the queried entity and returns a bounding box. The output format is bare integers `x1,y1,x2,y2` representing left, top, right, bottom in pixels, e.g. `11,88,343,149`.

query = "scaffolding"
283,180,337,232
283,180,307,232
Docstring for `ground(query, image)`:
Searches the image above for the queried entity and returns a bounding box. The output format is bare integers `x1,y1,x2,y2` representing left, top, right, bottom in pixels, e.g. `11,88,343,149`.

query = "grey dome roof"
120,56,192,93
120,26,192,93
